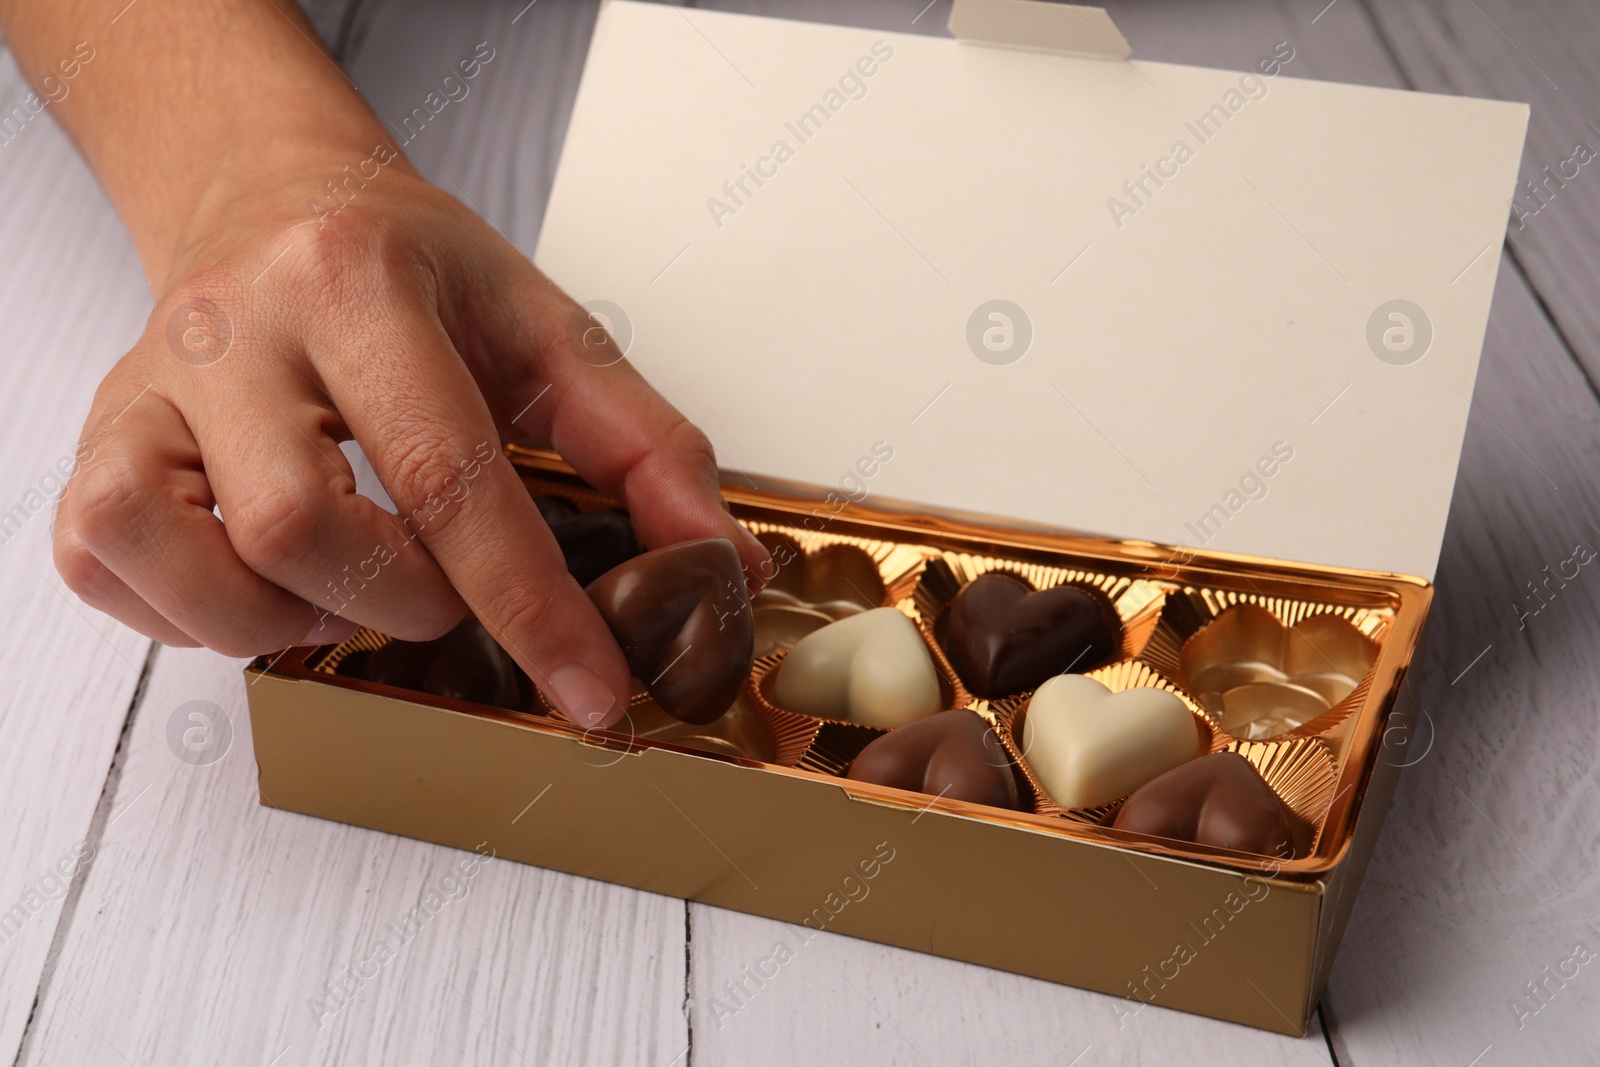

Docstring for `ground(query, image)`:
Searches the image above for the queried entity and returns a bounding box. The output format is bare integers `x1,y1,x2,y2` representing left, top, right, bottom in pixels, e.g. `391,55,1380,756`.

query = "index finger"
495,274,772,589
318,295,632,728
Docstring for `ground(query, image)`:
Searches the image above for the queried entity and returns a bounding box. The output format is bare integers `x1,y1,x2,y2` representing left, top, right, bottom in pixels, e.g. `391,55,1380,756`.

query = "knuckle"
666,418,717,469
288,224,371,315
206,607,312,659
208,625,288,660
492,580,567,647
389,601,468,643
385,431,477,539
68,455,152,551
54,532,119,608
228,483,322,575
281,209,425,320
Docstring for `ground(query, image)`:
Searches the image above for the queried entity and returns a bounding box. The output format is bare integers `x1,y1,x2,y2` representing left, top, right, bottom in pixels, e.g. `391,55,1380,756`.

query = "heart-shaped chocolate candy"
535,496,643,587
941,574,1121,698
751,537,886,655
1112,752,1294,857
1021,675,1202,809
773,608,942,729
754,538,886,618
1180,604,1377,740
355,618,530,713
586,538,754,725
624,692,777,763
847,709,1019,810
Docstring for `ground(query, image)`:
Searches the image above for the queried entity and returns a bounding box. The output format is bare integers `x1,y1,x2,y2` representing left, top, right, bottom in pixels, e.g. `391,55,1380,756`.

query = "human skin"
0,0,770,728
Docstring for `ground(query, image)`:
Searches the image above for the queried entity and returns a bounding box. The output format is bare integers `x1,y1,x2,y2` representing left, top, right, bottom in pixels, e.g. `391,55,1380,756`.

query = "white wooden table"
3,1,1598,1063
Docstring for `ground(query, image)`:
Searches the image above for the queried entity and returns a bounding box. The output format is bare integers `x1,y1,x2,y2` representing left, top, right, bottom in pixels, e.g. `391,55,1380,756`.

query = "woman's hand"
0,0,770,729
54,153,768,728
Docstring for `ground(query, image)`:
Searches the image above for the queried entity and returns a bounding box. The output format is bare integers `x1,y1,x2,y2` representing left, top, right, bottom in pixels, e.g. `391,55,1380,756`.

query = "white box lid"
534,0,1528,581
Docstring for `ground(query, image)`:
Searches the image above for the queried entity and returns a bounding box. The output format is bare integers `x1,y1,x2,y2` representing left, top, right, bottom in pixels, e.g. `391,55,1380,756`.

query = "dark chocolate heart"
534,495,581,527
1111,751,1294,857
422,618,529,712
359,618,530,713
846,708,1019,810
940,573,1121,698
362,634,436,691
534,496,643,587
586,538,754,724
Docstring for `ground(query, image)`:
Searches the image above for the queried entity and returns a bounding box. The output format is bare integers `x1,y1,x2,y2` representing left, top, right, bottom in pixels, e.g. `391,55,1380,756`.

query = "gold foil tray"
990,660,1225,825
260,445,1431,877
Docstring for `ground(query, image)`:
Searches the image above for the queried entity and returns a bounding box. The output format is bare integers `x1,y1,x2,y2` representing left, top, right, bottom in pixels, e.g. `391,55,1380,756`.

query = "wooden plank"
667,1,1597,1064
1359,0,1600,388
1082,6,1600,1066
0,46,159,1067
1322,262,1600,1066
0,5,351,1061
12,0,1591,1062
18,647,689,1067
14,3,688,1065
687,903,1337,1065
339,0,606,253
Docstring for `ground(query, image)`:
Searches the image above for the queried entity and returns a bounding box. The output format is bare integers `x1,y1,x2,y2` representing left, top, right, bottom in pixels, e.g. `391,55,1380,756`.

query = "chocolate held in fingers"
585,538,754,724
1111,751,1295,857
941,573,1121,698
847,708,1019,810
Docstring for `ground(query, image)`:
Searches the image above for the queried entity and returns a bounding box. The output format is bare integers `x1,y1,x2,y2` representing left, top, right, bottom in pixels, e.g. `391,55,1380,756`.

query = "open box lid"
533,0,1528,581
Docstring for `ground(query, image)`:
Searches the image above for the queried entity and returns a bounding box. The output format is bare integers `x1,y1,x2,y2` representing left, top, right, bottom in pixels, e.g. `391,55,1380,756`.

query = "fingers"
180,374,468,642
58,386,360,656
53,523,201,647
479,262,771,589
314,293,633,728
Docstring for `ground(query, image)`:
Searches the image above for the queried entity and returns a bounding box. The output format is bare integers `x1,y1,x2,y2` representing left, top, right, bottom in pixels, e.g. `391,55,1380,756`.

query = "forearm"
0,0,404,289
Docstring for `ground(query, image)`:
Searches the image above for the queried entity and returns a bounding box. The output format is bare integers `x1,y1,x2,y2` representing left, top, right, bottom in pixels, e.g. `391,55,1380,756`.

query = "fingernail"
303,613,359,646
549,663,623,728
731,523,771,592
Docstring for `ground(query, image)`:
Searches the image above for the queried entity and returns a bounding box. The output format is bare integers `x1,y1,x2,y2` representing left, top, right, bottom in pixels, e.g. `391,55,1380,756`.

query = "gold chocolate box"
245,0,1526,1036
248,447,1429,1034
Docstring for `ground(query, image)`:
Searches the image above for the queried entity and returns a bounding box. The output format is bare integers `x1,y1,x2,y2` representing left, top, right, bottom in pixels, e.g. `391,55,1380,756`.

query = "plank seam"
1355,0,1600,413
682,903,694,1067
1501,243,1600,410
1317,1001,1344,1066
10,640,160,1067
331,0,367,60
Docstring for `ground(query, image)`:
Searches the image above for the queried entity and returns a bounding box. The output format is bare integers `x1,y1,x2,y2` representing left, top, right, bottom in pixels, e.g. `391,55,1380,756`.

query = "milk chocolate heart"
1112,752,1294,857
773,608,942,729
847,709,1019,810
535,496,643,587
1021,675,1202,809
586,538,754,724
941,574,1121,698
1180,604,1377,740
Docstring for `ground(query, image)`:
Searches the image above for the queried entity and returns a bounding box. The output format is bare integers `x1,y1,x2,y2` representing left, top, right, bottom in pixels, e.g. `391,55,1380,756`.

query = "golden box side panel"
249,671,1325,1035
1306,657,1423,1002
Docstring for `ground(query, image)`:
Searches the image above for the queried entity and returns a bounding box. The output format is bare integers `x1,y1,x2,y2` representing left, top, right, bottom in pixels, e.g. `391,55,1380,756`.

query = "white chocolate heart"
773,608,942,728
1022,675,1202,809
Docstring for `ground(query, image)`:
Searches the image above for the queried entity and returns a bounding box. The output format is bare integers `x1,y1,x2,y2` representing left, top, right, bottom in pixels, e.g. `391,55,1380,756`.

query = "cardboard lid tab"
948,0,1130,60
536,1,1528,581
